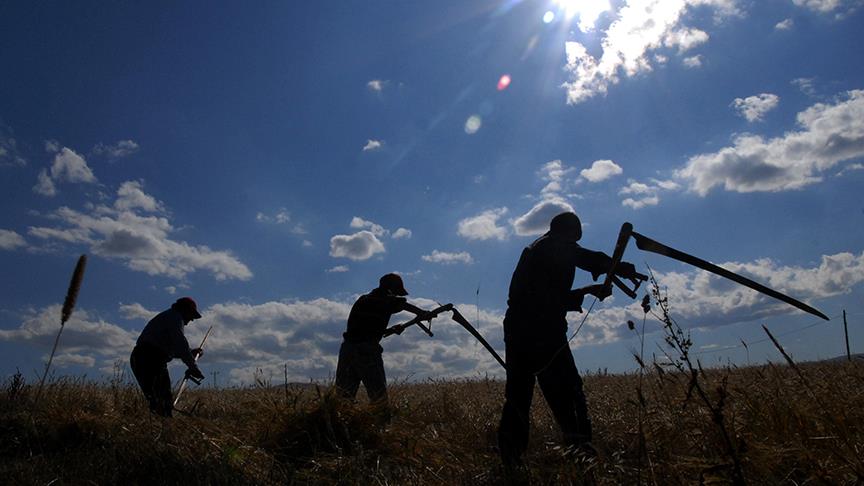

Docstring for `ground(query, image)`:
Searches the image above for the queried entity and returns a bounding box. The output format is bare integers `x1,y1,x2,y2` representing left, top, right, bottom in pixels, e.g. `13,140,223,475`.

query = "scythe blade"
631,231,829,321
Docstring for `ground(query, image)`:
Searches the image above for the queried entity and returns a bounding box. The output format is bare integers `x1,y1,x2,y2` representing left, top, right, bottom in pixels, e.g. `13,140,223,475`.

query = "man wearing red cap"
130,297,206,417
334,273,434,406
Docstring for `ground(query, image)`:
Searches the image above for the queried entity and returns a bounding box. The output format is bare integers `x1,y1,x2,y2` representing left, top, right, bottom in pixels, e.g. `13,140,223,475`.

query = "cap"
175,296,202,319
549,211,582,241
379,273,408,296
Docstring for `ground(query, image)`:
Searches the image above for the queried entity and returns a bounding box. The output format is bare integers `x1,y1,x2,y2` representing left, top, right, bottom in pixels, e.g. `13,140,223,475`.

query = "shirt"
343,288,408,343
506,232,613,332
136,307,196,367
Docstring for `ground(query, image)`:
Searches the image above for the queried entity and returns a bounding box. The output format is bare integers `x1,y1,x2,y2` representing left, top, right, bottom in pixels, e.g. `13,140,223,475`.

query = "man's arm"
572,246,637,281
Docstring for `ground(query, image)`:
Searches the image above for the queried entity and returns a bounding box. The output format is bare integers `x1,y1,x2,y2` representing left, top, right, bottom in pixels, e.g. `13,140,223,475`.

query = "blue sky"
1,0,863,384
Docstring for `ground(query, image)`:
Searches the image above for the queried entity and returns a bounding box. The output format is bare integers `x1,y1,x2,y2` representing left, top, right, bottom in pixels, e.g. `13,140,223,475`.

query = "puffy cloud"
512,198,575,236
732,93,780,122
33,169,57,196
682,55,703,68
27,182,253,281
677,90,864,195
457,208,509,241
255,208,291,224
664,27,709,52
774,18,794,30
118,302,158,320
792,0,853,13
115,181,162,212
792,77,817,96
33,147,97,196
540,160,574,195
562,0,738,104
0,305,138,364
0,229,26,250
329,230,386,261
362,139,383,151
92,140,139,158
350,216,387,237
326,265,350,273
392,228,412,239
580,159,623,182
0,131,26,167
421,250,474,265
53,353,97,368
367,80,386,92
619,178,679,209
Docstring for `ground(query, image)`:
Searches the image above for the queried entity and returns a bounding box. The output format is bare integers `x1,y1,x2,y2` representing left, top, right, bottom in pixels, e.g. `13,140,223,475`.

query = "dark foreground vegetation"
2,357,864,485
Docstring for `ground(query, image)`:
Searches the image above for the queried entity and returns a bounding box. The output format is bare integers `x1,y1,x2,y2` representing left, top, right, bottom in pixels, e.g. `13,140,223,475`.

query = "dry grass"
2,356,863,485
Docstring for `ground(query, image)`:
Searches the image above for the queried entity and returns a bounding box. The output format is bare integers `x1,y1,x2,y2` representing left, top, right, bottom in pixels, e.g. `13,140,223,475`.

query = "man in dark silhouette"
130,297,205,417
334,273,434,405
498,211,638,466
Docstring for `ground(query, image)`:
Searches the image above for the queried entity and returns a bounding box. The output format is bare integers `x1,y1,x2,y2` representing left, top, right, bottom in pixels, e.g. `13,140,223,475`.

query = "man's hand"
186,366,205,381
616,261,637,279
417,310,436,321
191,347,204,359
391,324,406,335
585,283,612,301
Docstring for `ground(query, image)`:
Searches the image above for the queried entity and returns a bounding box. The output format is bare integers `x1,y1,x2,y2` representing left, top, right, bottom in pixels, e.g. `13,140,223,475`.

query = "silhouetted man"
498,212,637,466
130,297,205,417
335,273,434,405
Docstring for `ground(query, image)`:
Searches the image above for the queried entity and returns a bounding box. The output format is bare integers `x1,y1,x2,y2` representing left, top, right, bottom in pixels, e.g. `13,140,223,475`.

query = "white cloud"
392,228,412,239
0,305,138,366
33,169,57,196
326,265,350,273
28,181,253,281
118,302,158,320
256,208,291,224
367,79,386,92
792,0,853,14
92,140,139,158
792,77,817,96
580,159,623,182
0,229,26,250
774,18,794,30
732,93,780,122
53,353,97,368
682,55,703,68
677,90,864,195
50,147,96,183
0,132,26,167
33,147,97,196
115,181,162,212
540,160,574,194
350,216,387,237
422,250,474,265
664,27,709,52
457,208,509,241
329,230,386,261
512,198,575,236
619,178,680,209
363,139,383,151
562,0,739,104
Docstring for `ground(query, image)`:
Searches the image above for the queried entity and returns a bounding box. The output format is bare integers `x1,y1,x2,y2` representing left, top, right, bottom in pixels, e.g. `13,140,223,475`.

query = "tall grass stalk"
34,254,87,405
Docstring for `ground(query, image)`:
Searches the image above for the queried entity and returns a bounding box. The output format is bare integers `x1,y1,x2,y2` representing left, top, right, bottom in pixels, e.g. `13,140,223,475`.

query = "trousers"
334,341,388,403
130,344,173,417
497,332,592,465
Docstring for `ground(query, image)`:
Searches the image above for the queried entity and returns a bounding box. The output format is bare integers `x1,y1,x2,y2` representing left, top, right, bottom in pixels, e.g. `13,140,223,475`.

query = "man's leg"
537,342,592,447
334,342,362,399
130,347,160,414
360,345,388,404
498,343,536,467
153,365,173,417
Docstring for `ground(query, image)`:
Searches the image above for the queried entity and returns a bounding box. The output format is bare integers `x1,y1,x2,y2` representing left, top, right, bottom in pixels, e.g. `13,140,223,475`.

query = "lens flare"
465,115,482,134
542,10,555,23
497,74,512,91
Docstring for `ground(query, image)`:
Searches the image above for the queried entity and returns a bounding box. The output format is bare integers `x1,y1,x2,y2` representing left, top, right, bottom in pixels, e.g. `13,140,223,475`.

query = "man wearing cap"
130,297,206,417
497,211,639,467
334,273,435,405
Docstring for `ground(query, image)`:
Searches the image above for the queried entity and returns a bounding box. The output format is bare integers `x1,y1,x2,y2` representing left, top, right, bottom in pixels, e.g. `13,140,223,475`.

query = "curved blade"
451,307,507,369
632,231,829,321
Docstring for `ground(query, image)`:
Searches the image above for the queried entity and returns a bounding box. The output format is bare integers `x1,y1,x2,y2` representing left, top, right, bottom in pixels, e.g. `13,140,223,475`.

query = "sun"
554,0,610,31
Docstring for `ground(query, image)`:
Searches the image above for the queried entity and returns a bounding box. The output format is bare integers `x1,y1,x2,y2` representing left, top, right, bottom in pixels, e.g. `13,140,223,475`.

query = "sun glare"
554,0,610,31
